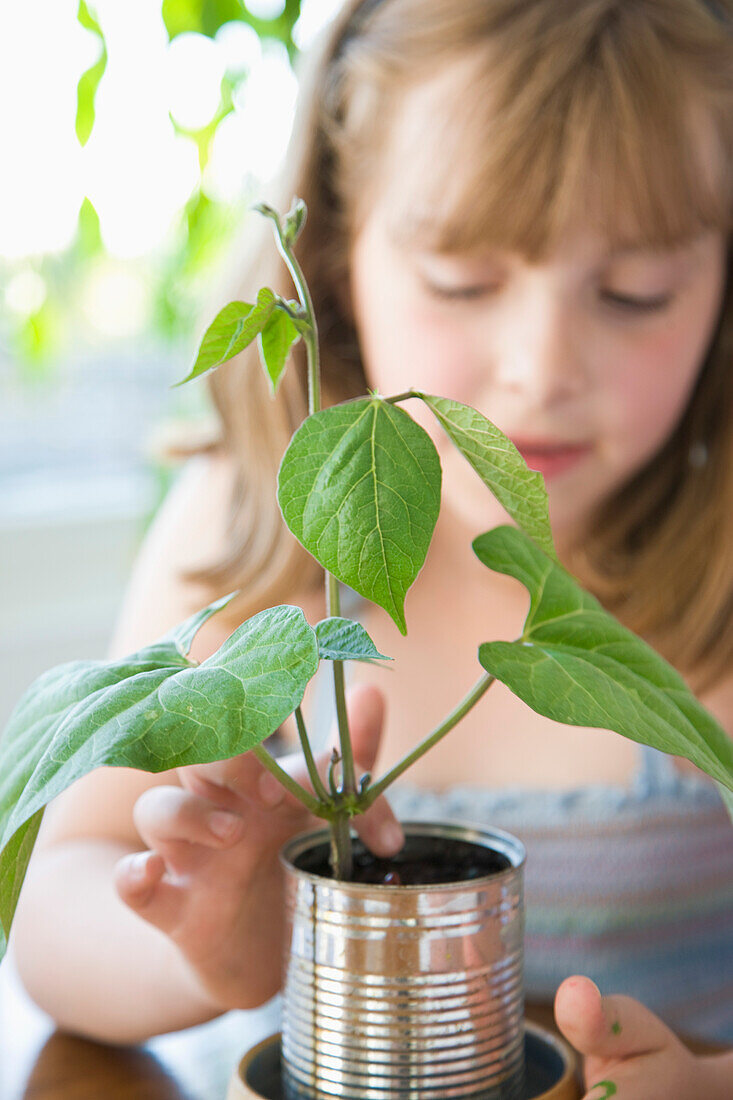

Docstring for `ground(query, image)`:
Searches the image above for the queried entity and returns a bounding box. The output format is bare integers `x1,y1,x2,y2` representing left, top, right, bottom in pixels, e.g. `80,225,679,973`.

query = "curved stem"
384,390,419,404
295,706,329,802
251,744,325,817
271,224,320,415
361,673,496,807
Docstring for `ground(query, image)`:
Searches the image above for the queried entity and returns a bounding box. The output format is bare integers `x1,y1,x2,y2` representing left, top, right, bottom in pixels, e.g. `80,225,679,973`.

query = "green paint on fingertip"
611,1019,622,1035
590,1082,618,1099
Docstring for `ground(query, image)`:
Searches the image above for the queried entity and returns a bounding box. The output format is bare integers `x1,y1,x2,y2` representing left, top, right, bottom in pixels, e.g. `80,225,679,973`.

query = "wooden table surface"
2,955,725,1100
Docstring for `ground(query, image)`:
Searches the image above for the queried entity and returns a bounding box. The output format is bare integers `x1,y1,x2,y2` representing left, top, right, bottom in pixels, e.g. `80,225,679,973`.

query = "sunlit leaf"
258,307,301,393
75,1,107,147
315,618,392,663
278,398,441,634
0,601,318,962
474,526,733,793
174,288,276,386
418,394,556,559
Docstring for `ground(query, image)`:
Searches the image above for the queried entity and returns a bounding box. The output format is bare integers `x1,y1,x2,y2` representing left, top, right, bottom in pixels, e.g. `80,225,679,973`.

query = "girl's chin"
438,480,594,550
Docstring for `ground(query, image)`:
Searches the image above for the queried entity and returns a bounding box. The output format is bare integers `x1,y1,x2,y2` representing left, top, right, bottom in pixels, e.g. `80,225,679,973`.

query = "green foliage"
315,618,392,663
474,526,733,793
0,600,319,956
162,0,302,62
258,307,301,393
417,394,556,560
75,0,107,147
174,289,277,385
278,398,442,634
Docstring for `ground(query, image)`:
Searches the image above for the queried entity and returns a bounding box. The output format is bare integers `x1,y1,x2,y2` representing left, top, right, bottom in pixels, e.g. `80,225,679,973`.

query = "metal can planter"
280,821,526,1100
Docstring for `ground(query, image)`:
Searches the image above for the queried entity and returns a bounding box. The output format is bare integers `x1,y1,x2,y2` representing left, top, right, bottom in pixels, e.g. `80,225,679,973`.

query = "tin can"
280,821,526,1099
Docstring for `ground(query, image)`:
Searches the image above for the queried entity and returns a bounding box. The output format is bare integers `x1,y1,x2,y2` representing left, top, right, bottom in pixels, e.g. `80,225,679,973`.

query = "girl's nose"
494,290,588,405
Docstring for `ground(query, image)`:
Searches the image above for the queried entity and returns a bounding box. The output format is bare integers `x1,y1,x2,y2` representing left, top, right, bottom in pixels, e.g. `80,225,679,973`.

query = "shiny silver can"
280,821,526,1100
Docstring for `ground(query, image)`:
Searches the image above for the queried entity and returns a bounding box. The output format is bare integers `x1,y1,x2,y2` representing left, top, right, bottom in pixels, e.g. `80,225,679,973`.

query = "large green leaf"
174,288,276,387
315,618,391,663
278,398,442,634
0,601,318,962
474,526,733,792
418,394,556,560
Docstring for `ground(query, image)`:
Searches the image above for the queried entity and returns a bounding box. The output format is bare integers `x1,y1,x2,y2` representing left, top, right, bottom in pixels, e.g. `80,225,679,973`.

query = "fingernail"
379,822,404,855
126,851,151,882
209,810,243,840
258,773,285,807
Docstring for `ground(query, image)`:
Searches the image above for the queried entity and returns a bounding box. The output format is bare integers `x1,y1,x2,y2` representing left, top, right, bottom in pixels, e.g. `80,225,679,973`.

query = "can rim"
280,819,526,891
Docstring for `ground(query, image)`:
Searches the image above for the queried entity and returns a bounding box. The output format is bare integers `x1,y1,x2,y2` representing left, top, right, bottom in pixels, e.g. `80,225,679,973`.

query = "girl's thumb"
554,975,677,1062
343,684,386,774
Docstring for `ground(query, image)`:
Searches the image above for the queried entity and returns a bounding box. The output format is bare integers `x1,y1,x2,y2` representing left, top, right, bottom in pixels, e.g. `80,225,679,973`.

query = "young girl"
11,0,733,1094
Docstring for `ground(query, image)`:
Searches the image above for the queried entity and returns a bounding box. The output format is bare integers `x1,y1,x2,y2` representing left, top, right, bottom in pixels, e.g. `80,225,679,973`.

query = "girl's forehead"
361,50,729,262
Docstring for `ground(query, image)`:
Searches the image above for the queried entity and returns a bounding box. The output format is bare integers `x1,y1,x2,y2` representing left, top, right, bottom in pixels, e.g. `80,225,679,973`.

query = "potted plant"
1,200,731,1100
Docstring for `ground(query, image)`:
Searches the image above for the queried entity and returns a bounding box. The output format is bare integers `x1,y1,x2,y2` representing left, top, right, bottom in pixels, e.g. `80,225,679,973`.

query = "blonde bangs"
383,2,731,259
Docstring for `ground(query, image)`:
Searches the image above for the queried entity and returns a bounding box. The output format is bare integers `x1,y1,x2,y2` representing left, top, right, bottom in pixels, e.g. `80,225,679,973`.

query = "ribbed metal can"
280,821,526,1100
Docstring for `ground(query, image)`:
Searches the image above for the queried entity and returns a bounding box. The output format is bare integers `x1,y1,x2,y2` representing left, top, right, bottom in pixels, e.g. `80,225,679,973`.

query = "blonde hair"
185,0,733,695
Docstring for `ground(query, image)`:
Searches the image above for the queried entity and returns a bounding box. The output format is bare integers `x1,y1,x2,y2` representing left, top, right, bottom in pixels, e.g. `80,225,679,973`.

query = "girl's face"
347,178,727,549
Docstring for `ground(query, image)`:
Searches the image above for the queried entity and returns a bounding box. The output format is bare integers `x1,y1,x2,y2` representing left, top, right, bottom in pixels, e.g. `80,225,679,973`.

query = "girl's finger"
554,975,679,1062
342,684,386,773
133,785,245,852
114,849,186,936
178,751,276,809
325,683,404,858
352,798,404,858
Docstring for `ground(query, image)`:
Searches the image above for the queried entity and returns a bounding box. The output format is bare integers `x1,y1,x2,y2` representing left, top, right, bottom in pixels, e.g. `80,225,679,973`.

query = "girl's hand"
113,684,402,1013
554,975,726,1099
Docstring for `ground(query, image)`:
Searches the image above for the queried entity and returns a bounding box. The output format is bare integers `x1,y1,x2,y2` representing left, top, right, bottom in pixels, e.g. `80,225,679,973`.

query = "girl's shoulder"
107,450,239,663
109,450,326,664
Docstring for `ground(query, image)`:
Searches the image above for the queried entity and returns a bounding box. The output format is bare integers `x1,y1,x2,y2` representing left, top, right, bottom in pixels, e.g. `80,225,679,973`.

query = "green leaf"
174,288,276,387
283,197,307,246
258,307,301,394
75,1,107,147
315,618,392,663
417,394,556,560
0,602,318,963
474,526,733,793
278,398,442,634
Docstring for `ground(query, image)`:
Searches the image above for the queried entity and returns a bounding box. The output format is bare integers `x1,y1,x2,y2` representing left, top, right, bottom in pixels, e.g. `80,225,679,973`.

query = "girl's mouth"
512,440,593,479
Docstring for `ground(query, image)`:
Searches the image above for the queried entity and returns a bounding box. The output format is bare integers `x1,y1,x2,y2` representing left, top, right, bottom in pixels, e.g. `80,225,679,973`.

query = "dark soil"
293,832,511,886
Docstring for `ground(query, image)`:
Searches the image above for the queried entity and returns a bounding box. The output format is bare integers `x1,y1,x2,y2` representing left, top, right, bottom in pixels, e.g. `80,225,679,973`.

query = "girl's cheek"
607,323,704,463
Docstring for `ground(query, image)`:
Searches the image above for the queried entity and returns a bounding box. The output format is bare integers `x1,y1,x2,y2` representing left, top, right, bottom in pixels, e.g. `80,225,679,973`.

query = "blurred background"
0,0,342,729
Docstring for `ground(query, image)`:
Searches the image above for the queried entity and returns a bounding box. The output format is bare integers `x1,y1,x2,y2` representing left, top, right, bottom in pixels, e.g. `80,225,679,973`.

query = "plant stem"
329,812,353,880
277,221,355,801
295,706,329,802
326,574,357,797
384,390,419,404
271,223,320,415
274,211,357,840
251,744,325,816
361,673,496,807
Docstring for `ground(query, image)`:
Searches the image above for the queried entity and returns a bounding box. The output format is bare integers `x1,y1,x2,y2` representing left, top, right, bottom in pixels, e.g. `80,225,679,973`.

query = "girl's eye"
425,282,494,301
602,290,673,313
